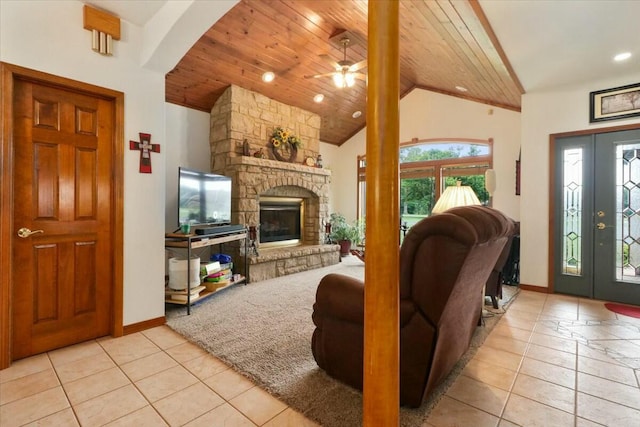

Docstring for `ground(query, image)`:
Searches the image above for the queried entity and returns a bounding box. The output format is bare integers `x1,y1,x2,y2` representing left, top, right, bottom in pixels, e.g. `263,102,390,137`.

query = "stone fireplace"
209,85,339,282
259,196,303,247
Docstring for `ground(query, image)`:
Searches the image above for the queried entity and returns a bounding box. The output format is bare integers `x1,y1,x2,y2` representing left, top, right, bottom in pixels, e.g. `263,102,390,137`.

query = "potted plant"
329,213,363,256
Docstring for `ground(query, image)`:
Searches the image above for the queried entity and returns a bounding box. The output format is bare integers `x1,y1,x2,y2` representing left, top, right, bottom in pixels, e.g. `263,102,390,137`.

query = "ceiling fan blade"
319,54,340,70
304,72,337,79
349,60,367,72
353,73,367,80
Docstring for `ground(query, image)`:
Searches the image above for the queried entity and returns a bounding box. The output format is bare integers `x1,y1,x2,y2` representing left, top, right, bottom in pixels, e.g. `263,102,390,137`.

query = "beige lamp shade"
432,181,481,214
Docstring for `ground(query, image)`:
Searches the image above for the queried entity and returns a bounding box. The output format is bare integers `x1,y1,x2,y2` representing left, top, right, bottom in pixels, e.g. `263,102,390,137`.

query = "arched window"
357,138,492,232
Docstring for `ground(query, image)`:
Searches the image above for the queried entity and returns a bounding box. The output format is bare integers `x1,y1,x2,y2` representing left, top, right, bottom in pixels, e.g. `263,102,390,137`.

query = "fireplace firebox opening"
259,197,304,248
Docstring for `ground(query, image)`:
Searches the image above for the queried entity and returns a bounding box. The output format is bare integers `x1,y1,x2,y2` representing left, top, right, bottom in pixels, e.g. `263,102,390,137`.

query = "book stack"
200,261,221,277
204,262,233,291
165,285,206,303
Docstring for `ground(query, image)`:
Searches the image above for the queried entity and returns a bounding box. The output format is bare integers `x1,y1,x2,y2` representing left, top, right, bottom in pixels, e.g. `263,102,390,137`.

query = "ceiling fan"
304,37,366,88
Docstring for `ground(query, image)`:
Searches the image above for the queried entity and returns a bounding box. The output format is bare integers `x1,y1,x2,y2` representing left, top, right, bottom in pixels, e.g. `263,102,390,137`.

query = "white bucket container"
168,256,201,290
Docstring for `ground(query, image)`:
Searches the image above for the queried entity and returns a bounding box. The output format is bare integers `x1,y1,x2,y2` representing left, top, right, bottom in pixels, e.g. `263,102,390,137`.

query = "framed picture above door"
589,82,640,123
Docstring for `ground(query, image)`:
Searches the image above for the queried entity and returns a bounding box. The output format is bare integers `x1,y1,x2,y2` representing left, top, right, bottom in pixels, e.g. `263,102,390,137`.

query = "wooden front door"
11,79,115,359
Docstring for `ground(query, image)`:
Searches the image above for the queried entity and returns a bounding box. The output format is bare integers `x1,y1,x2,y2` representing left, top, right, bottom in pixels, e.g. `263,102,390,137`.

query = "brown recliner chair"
311,205,513,407
485,220,520,309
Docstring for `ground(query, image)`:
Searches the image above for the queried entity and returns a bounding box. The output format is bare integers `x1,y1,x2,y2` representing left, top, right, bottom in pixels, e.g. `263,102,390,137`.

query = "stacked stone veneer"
210,85,321,171
210,85,339,282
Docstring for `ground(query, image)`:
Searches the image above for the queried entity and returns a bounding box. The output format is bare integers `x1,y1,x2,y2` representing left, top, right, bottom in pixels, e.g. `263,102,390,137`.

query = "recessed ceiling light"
614,52,632,62
261,71,275,83
313,94,324,103
352,111,362,119
455,86,468,92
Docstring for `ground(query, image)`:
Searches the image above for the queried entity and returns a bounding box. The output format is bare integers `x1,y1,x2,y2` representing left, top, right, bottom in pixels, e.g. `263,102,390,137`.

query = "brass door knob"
596,222,606,230
17,227,44,238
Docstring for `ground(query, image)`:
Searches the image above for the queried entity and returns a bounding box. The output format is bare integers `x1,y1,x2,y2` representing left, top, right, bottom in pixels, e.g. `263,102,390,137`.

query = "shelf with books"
165,230,249,314
164,275,246,305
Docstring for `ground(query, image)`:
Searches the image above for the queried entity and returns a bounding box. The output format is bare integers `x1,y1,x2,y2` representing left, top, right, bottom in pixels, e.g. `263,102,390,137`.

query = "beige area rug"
166,256,519,426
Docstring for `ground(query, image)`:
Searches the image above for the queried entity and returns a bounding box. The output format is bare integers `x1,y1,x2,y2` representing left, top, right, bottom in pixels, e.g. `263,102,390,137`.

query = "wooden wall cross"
129,132,160,173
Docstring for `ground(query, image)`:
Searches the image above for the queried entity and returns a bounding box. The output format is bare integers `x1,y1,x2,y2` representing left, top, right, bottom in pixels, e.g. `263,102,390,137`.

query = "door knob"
596,222,606,230
597,211,605,217
17,227,44,238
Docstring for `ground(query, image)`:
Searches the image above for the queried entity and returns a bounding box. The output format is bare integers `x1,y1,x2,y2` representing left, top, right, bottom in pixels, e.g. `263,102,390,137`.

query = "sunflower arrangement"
270,127,302,149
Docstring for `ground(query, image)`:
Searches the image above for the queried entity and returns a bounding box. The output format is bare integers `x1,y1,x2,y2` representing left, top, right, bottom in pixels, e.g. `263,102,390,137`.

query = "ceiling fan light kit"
333,70,356,88
305,35,366,89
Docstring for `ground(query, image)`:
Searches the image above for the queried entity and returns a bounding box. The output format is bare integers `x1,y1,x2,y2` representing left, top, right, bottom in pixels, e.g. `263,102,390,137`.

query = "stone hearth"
209,85,339,281
248,245,340,283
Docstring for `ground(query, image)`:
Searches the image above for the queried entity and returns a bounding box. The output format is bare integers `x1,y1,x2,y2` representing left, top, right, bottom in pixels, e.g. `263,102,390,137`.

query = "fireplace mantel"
228,155,330,178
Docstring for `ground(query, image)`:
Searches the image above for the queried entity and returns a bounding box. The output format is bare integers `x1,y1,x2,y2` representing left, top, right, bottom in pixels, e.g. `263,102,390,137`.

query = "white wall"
520,73,640,289
329,88,522,223
1,0,237,327
164,104,211,232
318,142,342,215
1,0,165,325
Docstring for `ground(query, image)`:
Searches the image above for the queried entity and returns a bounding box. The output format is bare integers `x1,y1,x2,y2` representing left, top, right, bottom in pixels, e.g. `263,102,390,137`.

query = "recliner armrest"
313,273,364,325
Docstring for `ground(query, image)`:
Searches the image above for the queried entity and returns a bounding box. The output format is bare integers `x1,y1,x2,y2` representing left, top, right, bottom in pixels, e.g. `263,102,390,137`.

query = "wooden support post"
363,1,400,426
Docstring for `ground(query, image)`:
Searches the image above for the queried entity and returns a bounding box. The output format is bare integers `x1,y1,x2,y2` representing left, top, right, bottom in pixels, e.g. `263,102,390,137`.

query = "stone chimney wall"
210,85,321,172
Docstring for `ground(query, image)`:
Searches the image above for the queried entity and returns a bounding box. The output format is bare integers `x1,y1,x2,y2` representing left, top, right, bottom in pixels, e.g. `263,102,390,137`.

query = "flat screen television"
178,167,232,226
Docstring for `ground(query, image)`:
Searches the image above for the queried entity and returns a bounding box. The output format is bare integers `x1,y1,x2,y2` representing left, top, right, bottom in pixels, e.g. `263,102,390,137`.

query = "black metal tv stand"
165,228,249,315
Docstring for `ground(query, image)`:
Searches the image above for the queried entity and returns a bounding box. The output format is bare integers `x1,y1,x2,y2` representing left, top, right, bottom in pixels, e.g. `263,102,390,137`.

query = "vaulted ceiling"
165,0,523,146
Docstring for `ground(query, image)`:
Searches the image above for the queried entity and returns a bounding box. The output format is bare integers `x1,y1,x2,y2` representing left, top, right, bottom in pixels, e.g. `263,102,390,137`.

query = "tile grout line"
118,331,250,426
46,344,85,427
497,292,546,425
160,335,292,426
95,334,172,426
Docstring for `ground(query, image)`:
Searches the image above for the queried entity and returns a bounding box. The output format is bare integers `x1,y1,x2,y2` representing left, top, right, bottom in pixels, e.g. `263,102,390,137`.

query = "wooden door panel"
33,142,60,219
76,106,98,135
33,98,59,130
12,79,113,360
33,243,59,322
76,148,98,219
74,240,97,314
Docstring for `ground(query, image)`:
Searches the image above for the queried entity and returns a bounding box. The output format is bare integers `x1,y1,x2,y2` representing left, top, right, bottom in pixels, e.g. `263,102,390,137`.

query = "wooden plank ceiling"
165,0,523,146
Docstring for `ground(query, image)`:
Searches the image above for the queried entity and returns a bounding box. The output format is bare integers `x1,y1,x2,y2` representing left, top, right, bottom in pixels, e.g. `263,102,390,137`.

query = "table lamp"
431,181,481,214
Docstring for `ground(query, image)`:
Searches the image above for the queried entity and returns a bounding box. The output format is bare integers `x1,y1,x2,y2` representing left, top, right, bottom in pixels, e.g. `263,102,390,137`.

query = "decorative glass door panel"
554,136,593,298
555,129,640,305
562,148,584,276
593,130,640,304
615,144,640,283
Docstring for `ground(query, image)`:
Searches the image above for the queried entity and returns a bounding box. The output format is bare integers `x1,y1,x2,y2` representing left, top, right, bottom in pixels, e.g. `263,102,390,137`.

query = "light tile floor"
426,291,640,427
1,290,639,426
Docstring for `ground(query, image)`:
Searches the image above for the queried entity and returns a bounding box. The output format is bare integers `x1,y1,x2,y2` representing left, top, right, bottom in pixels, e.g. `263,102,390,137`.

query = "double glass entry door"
554,128,640,305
